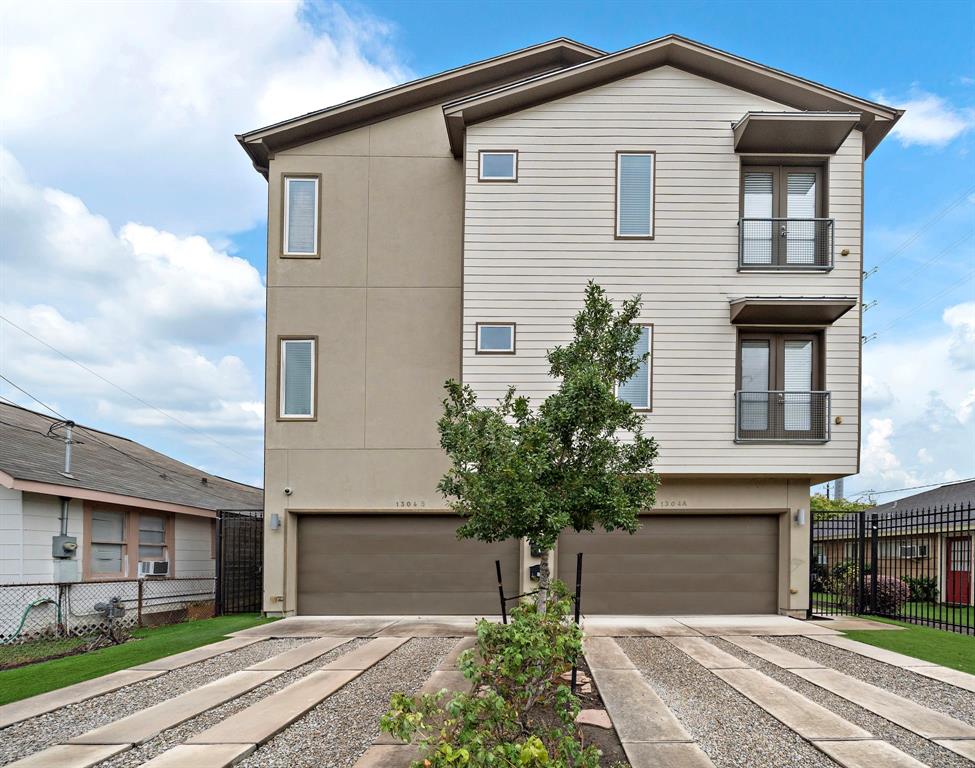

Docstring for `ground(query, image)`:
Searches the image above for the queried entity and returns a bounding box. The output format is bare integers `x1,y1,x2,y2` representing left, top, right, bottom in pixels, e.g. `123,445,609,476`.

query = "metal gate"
216,509,263,614
810,504,974,635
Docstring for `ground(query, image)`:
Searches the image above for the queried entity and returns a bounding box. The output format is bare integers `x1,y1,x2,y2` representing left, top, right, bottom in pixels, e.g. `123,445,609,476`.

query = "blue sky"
1,0,972,501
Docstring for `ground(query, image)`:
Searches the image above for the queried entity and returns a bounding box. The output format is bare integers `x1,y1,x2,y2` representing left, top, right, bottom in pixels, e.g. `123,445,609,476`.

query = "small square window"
476,323,516,354
478,151,518,182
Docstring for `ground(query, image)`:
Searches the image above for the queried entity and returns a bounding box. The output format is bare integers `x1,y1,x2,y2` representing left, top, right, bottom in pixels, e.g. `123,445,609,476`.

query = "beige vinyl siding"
173,514,215,578
462,65,861,476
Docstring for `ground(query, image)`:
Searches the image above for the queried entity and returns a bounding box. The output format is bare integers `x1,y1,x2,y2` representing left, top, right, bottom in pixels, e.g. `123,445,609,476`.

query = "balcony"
735,391,831,443
738,218,834,271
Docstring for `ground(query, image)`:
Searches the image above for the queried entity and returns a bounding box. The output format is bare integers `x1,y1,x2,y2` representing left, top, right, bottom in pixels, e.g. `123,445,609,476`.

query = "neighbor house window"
476,323,516,354
478,151,518,182
283,176,320,256
280,337,317,419
617,325,652,410
138,514,168,561
616,152,655,238
89,508,126,576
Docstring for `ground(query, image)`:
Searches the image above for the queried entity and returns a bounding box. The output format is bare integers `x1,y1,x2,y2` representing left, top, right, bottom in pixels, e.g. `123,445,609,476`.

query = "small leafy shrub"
830,560,862,610
873,575,910,614
810,561,829,594
381,582,600,767
902,576,939,603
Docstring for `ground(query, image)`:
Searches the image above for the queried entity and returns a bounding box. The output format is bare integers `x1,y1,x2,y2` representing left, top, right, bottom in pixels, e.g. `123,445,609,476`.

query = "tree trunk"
535,550,551,611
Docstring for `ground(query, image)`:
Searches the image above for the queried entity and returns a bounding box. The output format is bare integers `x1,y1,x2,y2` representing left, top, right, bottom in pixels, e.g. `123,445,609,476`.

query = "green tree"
437,282,659,603
810,493,875,520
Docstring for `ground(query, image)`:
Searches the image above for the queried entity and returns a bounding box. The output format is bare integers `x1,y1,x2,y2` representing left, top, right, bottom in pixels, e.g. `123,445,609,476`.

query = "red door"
946,537,972,606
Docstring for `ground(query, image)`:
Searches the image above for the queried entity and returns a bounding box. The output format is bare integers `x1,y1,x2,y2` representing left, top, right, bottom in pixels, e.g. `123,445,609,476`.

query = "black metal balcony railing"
738,218,834,270
735,391,831,443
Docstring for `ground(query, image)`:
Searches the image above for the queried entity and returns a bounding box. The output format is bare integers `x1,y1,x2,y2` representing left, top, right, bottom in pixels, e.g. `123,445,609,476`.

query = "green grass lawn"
0,636,89,668
813,593,974,626
0,613,275,706
845,616,975,675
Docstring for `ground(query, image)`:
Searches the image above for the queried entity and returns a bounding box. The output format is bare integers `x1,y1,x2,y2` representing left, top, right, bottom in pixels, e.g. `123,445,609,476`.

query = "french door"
741,166,823,266
738,333,821,440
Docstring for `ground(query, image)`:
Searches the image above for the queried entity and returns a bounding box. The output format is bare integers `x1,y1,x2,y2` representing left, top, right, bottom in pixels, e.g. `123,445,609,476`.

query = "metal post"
856,511,866,615
869,512,879,614
495,559,507,625
214,513,223,616
807,512,815,619
570,553,583,695
137,578,144,628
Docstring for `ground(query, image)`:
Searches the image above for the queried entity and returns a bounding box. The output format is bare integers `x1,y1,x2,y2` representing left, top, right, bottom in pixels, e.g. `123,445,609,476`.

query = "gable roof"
442,34,902,158
237,38,603,175
0,402,263,514
871,480,975,516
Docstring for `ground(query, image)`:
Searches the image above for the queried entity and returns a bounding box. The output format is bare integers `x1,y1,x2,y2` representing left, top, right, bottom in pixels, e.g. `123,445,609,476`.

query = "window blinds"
618,326,651,408
283,339,314,417
786,173,817,264
285,178,318,255
783,339,813,430
742,172,774,264
617,154,653,237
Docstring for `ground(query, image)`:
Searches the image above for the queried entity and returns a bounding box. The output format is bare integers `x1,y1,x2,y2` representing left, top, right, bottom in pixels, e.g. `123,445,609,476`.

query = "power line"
870,185,975,271
0,314,253,461
890,230,974,289
849,476,975,500
0,372,255,508
874,270,975,335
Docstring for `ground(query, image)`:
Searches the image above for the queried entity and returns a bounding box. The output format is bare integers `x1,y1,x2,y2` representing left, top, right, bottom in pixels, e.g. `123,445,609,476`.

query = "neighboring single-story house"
0,402,262,585
813,480,974,606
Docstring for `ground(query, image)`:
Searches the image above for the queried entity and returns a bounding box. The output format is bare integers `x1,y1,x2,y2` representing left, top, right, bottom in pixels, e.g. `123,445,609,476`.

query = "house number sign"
394,500,427,508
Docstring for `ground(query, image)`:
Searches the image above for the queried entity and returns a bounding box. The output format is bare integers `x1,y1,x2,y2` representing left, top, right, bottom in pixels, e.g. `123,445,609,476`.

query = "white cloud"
943,301,975,370
875,89,975,148
0,1,410,235
0,149,266,480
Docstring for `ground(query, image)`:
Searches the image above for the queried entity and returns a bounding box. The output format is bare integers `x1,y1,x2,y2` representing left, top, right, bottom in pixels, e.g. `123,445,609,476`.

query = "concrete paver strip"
322,636,410,670
0,669,164,728
376,617,486,637
807,634,938,669
811,739,930,768
677,615,840,636
934,738,975,760
582,616,702,636
187,668,360,745
912,665,975,694
584,635,637,670
436,636,475,670
247,636,349,671
666,637,750,669
138,744,256,768
352,745,421,767
130,636,262,671
418,670,468,695
792,666,975,739
229,616,399,638
4,744,129,768
69,670,279,745
621,742,715,768
587,666,692,743
723,635,825,669
805,618,903,632
712,668,872,740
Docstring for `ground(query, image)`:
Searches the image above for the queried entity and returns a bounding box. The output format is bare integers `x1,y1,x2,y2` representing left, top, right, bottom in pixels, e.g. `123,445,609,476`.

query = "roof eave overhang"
729,296,858,326
236,38,605,177
733,112,861,155
443,35,901,158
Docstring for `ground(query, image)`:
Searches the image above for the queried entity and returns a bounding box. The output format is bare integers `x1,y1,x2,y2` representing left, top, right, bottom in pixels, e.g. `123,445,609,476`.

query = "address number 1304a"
394,500,427,508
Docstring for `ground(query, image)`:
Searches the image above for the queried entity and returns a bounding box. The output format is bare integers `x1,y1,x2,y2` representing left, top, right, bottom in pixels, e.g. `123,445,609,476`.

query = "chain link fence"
0,577,216,668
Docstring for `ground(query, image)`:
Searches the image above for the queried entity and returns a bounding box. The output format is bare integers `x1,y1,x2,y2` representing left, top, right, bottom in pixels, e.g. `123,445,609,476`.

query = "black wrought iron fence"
0,577,216,668
216,509,263,614
810,504,974,635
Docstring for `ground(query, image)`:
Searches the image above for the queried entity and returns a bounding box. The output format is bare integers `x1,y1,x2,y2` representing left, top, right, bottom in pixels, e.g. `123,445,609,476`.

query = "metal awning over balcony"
730,296,858,326
733,112,860,155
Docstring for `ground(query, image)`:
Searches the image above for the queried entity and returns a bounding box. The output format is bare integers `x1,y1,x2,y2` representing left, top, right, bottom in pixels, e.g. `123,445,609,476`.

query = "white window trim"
279,338,316,419
615,151,655,239
614,324,653,411
478,151,518,181
283,176,320,257
475,323,516,354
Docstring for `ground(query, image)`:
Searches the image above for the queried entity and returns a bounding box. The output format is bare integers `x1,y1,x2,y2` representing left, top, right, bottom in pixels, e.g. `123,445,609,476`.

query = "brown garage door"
557,515,779,615
297,515,520,615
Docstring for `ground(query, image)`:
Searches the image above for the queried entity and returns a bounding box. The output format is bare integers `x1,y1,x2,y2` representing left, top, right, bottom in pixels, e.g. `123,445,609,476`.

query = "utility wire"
0,372,256,508
874,270,975,335
849,476,975,500
0,314,253,461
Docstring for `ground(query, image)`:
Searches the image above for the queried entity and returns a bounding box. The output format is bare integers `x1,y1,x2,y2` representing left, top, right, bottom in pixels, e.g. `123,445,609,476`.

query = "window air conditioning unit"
138,560,170,577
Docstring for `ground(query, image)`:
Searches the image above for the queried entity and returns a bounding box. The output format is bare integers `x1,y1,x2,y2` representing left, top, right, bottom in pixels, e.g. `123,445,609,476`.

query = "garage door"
557,515,779,615
297,515,520,615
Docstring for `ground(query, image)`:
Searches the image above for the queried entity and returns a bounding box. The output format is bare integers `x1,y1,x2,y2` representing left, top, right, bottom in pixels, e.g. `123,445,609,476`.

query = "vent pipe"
59,421,76,480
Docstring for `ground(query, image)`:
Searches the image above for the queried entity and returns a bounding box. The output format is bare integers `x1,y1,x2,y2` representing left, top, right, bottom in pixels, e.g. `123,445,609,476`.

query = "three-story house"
238,34,900,618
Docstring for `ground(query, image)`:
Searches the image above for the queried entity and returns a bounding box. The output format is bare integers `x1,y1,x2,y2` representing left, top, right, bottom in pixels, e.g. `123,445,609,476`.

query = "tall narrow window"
280,338,316,419
138,514,168,561
617,325,652,410
283,176,319,256
90,508,126,576
616,152,654,238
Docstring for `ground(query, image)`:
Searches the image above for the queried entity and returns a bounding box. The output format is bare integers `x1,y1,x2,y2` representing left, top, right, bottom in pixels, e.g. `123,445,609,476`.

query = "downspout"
59,496,70,536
